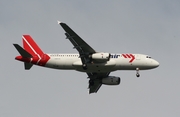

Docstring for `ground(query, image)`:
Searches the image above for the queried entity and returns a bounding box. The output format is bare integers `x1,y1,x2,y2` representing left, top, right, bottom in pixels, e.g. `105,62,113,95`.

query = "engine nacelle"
91,52,111,62
102,76,121,85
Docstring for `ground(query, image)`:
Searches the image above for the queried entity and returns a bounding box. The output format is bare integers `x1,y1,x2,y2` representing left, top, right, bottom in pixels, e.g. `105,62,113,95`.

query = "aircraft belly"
45,58,75,69
73,60,116,72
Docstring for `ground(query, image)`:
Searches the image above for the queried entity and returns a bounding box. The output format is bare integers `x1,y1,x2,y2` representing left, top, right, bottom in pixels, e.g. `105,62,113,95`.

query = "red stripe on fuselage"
15,54,50,66
122,54,127,58
122,54,135,63
37,54,50,66
129,54,135,63
125,54,131,58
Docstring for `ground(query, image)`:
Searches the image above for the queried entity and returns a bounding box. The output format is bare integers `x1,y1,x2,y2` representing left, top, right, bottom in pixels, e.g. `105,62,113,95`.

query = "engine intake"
91,52,111,62
102,76,121,85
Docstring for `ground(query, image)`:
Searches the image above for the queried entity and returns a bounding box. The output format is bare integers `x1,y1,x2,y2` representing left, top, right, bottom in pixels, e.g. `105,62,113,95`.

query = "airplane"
13,21,159,94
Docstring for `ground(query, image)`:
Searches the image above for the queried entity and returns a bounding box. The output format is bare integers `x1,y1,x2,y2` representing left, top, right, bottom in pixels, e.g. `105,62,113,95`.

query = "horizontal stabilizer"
13,44,32,58
24,62,33,70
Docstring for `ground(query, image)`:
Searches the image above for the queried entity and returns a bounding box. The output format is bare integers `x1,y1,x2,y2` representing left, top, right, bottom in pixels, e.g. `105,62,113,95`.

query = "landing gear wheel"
136,68,140,77
82,64,87,70
136,74,140,77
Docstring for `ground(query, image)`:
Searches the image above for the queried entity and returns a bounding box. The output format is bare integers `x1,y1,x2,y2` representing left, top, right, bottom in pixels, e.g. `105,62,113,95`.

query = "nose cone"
153,60,159,68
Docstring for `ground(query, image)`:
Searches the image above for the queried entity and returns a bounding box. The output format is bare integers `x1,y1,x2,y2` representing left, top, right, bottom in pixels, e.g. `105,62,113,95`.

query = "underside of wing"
87,72,110,94
89,79,102,94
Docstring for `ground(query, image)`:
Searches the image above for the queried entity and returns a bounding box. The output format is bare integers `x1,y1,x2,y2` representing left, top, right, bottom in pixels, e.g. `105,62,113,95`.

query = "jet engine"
101,76,121,85
91,52,111,62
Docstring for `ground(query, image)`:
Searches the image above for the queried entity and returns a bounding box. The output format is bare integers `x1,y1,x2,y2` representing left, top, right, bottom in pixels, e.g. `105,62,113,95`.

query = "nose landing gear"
136,68,140,77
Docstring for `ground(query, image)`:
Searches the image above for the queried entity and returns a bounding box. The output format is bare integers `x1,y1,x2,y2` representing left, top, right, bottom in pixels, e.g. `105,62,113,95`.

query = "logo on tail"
23,35,44,56
22,35,46,65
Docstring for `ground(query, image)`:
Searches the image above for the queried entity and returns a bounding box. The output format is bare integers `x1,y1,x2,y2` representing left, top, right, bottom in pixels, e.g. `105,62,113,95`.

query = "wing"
58,21,96,65
89,79,102,94
58,21,110,93
87,72,110,94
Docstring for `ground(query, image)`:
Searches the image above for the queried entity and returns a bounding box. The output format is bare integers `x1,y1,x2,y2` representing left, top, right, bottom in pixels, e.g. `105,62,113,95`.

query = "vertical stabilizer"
22,35,44,56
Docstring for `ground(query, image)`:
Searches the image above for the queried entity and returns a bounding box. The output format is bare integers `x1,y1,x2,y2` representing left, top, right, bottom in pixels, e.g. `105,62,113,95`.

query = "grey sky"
1,0,180,117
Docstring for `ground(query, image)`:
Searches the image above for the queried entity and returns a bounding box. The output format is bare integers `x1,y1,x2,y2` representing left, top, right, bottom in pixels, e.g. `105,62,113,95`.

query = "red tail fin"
21,35,50,66
22,35,44,56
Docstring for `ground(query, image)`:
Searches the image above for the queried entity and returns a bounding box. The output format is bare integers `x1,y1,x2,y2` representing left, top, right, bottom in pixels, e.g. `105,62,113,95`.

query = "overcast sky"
1,0,180,117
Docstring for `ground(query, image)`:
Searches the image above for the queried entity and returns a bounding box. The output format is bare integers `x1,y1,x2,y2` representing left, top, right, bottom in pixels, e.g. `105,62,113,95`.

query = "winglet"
57,20,61,24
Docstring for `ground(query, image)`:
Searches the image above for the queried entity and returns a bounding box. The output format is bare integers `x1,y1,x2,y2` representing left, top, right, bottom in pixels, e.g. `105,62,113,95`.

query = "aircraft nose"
153,60,159,68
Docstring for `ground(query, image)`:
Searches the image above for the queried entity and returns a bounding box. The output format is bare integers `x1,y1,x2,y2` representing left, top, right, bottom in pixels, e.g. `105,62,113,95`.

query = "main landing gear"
89,79,94,86
82,64,87,70
136,68,140,77
88,79,94,89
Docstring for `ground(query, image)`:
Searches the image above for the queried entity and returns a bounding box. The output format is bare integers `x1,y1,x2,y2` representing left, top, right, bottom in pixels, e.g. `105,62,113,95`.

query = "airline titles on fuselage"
49,54,122,58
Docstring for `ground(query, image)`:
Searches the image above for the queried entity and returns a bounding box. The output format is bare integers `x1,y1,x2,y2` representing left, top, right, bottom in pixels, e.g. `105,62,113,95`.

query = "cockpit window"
146,56,151,58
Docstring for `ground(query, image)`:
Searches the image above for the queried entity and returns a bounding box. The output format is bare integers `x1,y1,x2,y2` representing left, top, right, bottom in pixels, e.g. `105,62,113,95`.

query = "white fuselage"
13,27,160,93
44,53,159,73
